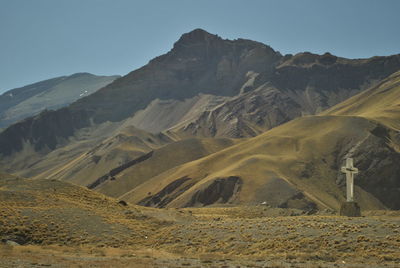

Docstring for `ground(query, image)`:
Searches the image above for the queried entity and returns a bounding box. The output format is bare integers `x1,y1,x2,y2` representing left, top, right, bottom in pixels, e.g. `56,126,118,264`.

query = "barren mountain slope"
127,85,301,139
164,84,303,138
2,29,400,161
122,72,400,210
125,94,229,134
0,73,119,128
129,51,400,138
2,119,171,186
27,125,171,186
0,29,281,180
8,127,238,194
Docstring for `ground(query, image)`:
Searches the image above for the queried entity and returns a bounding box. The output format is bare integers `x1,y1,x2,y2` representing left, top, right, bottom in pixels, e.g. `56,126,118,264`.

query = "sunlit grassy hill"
0,172,187,247
323,71,400,130
121,71,400,211
95,137,240,197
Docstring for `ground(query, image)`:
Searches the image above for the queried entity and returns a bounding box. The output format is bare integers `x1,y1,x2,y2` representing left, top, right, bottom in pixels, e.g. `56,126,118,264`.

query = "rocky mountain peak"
173,28,221,47
2,29,400,159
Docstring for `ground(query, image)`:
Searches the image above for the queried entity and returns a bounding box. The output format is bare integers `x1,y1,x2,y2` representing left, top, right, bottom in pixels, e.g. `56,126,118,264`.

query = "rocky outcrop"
87,151,154,189
168,85,303,138
119,42,400,139
136,176,243,208
184,176,242,207
138,176,195,208
271,53,400,114
70,29,282,124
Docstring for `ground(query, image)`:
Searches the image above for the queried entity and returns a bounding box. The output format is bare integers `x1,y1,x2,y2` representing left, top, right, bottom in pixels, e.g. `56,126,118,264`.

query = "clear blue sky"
1,0,399,93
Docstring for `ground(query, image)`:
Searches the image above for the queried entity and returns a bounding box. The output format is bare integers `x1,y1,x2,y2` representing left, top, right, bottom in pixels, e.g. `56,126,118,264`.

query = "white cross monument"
341,158,358,202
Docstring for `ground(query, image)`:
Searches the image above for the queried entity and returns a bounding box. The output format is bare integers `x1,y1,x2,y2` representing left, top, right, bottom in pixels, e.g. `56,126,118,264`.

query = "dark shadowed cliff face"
270,53,400,114
1,29,400,157
0,108,90,156
354,132,400,210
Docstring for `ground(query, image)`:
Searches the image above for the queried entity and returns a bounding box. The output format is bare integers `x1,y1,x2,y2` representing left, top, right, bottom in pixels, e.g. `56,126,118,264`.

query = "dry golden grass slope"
121,71,400,211
2,172,400,267
0,172,189,247
4,122,171,188
96,137,240,197
323,70,400,130
32,125,171,187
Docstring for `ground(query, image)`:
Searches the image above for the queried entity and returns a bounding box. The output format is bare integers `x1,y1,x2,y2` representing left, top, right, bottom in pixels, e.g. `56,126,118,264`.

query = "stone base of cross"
339,201,361,217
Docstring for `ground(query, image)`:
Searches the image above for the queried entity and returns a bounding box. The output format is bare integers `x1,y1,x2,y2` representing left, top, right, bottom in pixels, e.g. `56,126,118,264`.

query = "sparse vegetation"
1,174,400,267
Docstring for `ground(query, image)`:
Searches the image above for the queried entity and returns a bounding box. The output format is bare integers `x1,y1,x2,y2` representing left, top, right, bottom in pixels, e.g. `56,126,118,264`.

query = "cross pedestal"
339,158,361,217
340,201,361,217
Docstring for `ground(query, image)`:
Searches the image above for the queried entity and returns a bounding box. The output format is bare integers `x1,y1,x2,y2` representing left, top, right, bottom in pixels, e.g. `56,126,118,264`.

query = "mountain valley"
1,29,399,211
1,29,400,267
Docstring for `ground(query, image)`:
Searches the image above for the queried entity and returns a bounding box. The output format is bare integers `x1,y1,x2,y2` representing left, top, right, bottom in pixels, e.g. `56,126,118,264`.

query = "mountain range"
0,29,399,212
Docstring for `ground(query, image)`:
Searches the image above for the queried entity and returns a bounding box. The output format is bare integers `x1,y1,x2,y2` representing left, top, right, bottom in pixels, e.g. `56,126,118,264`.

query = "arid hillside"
1,173,400,267
6,123,172,185
0,29,399,215
323,71,400,129
1,29,400,160
0,73,119,128
120,71,400,211
0,172,192,251
93,137,240,198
